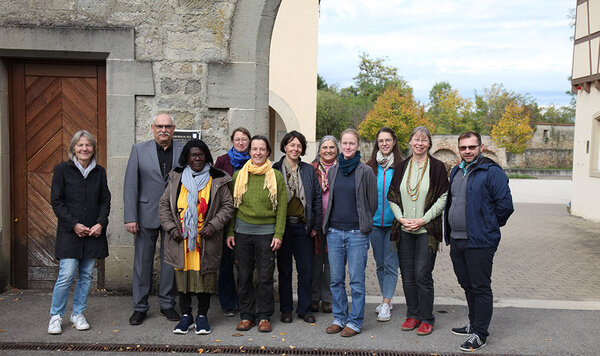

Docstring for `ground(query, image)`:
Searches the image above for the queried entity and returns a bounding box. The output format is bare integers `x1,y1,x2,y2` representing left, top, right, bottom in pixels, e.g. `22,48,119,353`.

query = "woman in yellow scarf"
225,135,287,333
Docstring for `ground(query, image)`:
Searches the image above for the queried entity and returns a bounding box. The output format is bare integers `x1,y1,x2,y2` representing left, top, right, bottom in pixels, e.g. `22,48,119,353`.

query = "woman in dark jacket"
272,131,322,324
214,127,251,316
159,139,234,335
387,126,448,336
48,130,111,335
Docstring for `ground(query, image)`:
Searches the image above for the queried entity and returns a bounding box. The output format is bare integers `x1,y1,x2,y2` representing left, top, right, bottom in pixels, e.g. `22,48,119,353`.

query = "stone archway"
206,0,283,136
432,148,459,172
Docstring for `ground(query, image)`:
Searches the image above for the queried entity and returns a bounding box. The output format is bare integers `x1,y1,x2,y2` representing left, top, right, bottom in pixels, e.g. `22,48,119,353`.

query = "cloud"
318,0,574,105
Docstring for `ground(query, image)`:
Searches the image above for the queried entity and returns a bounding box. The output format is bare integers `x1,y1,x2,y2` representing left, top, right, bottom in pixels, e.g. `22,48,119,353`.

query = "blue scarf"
181,165,211,252
227,147,250,170
338,151,361,176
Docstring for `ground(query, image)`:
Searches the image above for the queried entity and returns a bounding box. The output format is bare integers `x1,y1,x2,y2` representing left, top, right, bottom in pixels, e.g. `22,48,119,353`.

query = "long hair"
366,127,402,174
68,130,97,162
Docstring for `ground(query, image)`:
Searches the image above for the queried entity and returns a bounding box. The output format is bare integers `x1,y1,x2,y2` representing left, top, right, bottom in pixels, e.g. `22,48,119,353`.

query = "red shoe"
415,321,433,335
400,318,421,331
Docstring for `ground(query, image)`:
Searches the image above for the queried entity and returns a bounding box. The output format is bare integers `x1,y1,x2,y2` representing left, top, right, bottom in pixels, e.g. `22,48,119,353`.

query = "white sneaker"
70,313,90,330
375,302,393,314
377,303,391,322
48,315,62,334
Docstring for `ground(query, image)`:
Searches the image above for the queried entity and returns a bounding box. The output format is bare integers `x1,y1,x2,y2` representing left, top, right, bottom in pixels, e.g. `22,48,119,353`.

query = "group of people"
46,112,513,353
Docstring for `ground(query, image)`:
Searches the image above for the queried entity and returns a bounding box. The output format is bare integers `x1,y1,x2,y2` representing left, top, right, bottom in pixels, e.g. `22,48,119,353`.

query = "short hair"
366,127,403,167
249,135,272,156
458,131,482,145
69,130,97,162
280,130,307,156
179,139,213,167
314,135,339,162
153,113,175,125
340,128,360,144
409,126,433,152
230,127,251,142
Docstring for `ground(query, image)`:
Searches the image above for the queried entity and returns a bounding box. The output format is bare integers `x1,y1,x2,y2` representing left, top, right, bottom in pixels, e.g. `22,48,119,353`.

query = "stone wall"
0,0,283,291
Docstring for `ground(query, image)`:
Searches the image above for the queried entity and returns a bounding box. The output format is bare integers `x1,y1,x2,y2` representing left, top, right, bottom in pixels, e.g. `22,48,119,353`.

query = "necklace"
406,155,429,201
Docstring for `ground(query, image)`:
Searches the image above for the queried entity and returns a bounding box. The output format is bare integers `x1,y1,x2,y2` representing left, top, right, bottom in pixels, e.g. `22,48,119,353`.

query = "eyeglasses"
234,137,249,143
458,145,480,151
154,124,174,129
377,138,393,144
412,139,429,144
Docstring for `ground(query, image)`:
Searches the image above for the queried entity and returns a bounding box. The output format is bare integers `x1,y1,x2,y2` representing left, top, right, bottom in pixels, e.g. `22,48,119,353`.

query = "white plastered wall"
269,0,318,160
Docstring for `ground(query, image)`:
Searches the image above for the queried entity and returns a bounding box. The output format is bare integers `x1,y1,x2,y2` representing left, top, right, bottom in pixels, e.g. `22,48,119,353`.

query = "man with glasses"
444,131,513,352
124,113,184,325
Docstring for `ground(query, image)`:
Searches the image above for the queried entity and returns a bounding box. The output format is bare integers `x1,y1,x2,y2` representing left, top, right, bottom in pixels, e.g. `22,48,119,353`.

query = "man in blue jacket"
444,131,513,352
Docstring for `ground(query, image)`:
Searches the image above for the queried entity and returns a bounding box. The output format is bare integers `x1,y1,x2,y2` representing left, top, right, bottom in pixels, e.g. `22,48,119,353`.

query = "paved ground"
2,179,600,355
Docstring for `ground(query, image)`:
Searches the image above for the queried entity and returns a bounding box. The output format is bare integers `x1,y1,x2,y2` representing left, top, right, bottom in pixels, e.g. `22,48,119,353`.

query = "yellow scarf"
233,159,278,211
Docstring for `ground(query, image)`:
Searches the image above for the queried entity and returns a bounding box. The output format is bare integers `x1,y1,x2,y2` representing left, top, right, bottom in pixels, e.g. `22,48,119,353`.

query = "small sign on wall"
173,130,202,144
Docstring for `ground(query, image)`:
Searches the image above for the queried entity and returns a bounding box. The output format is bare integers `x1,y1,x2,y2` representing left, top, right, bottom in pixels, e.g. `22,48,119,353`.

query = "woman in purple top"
214,127,251,316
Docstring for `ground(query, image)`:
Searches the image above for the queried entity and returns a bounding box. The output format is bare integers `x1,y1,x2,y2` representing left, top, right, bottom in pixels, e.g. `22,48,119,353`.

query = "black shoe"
300,314,316,323
280,312,293,323
311,300,320,312
460,333,487,352
160,308,180,321
129,311,146,325
222,309,237,317
451,323,472,336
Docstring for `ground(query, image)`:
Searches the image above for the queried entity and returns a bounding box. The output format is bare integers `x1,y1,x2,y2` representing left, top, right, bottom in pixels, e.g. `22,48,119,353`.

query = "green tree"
427,83,476,134
351,52,411,103
539,104,575,124
316,89,352,138
491,102,534,154
358,87,433,144
317,74,329,91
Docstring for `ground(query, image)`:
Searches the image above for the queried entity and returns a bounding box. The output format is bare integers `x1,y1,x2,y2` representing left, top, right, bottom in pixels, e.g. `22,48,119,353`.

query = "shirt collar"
458,154,482,176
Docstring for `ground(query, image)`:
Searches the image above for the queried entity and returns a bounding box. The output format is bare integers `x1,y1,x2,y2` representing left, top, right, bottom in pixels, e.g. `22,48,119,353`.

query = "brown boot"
311,300,320,312
258,319,272,332
236,319,255,331
325,324,342,334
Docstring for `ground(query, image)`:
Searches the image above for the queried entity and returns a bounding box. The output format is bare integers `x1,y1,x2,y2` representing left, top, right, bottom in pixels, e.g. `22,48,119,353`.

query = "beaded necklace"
406,155,429,201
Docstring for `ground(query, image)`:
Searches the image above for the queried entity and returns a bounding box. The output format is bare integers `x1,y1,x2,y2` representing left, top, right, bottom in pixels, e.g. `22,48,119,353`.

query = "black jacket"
273,157,322,235
51,161,111,259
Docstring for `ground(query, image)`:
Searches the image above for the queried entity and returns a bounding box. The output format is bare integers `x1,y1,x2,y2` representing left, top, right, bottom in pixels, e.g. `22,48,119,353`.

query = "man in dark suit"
124,113,184,325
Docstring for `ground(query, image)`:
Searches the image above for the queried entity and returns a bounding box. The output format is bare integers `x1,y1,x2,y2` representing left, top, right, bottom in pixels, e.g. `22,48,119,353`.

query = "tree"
317,74,329,91
316,89,352,138
358,87,434,145
474,83,542,134
427,83,476,134
539,104,575,124
352,52,411,103
491,102,534,154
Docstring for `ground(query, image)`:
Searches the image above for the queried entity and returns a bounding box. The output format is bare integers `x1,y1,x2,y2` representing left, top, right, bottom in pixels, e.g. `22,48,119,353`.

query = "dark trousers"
277,222,313,316
218,233,238,311
132,227,176,312
234,232,275,322
450,238,496,339
179,292,211,316
398,231,437,325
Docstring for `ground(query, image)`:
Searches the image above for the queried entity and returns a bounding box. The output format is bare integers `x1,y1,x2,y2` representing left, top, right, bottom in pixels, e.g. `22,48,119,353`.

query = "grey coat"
123,139,184,228
158,167,234,272
322,161,378,235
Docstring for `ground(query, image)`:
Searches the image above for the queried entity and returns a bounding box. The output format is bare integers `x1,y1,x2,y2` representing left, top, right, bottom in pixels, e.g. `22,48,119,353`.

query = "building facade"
0,0,319,291
571,0,600,221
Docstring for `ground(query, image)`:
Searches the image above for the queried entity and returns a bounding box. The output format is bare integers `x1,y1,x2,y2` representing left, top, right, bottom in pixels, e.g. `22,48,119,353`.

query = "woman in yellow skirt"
159,139,234,335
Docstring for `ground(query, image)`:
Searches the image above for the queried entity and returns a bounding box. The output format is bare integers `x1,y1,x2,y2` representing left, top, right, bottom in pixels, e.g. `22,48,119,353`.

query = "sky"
317,0,575,107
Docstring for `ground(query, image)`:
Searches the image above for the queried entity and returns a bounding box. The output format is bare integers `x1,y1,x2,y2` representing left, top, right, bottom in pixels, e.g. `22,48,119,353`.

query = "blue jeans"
327,228,369,332
50,258,97,316
369,226,398,299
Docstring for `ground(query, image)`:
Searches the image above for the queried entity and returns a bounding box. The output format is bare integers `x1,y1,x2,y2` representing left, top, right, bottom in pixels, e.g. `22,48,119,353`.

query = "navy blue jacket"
273,157,323,235
444,156,513,248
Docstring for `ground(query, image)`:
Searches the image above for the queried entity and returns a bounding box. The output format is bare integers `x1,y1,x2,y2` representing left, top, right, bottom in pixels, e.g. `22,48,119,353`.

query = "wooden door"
10,61,106,289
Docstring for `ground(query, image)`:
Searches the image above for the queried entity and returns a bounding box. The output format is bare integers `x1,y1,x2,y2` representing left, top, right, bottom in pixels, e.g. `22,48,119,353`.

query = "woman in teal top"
365,127,403,322
387,126,448,336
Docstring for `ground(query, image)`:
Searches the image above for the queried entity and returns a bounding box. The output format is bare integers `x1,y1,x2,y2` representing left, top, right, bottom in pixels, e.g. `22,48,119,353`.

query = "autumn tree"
491,102,534,154
358,87,434,145
349,52,411,103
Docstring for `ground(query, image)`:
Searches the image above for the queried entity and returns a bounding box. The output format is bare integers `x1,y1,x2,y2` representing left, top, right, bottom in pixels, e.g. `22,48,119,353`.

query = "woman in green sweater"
226,135,287,333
